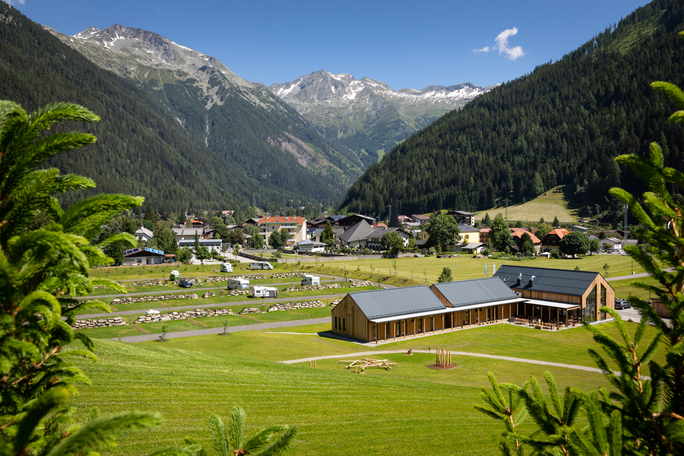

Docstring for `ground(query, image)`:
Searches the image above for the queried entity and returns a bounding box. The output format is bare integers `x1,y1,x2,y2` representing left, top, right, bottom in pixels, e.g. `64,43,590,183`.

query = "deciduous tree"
426,213,461,252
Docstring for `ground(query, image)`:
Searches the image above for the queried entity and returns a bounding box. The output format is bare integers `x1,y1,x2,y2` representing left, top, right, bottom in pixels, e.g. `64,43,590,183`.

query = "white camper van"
301,274,320,286
251,261,274,270
227,278,250,290
220,262,233,273
252,286,278,298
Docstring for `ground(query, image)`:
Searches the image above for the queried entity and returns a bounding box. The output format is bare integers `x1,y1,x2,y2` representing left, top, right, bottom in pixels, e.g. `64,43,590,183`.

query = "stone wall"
134,308,234,324
266,300,332,312
72,317,126,330
282,283,342,293
111,294,200,305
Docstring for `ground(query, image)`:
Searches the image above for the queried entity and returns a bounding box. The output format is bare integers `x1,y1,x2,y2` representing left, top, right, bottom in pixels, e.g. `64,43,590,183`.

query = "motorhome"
227,278,250,290
301,274,320,286
252,286,278,298
251,261,274,270
220,263,233,273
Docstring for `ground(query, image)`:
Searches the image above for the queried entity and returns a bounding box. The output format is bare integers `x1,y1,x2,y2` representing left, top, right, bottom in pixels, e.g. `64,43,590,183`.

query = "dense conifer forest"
340,0,684,221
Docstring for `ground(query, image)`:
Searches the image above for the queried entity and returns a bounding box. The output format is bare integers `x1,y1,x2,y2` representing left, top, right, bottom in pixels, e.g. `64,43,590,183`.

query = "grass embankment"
72,320,662,455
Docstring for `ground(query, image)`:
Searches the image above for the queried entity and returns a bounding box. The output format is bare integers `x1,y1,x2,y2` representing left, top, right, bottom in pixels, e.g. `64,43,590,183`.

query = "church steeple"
389,177,399,228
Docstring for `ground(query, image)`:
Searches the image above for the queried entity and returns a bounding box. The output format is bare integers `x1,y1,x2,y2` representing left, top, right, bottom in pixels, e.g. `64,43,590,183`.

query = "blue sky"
8,0,651,90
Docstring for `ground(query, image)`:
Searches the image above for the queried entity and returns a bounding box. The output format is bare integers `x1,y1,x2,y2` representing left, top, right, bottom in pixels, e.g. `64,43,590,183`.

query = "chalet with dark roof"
493,265,614,324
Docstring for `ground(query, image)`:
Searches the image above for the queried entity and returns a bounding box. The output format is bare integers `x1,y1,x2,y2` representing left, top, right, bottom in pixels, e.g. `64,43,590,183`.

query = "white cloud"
6,0,26,5
474,27,525,61
494,27,525,60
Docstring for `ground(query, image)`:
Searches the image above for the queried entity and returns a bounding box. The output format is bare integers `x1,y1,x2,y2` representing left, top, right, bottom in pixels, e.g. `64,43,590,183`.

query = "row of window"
334,316,346,331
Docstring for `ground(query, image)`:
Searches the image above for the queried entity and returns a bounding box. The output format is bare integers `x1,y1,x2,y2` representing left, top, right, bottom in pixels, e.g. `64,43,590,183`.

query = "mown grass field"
474,186,578,223
287,254,645,286
71,320,662,455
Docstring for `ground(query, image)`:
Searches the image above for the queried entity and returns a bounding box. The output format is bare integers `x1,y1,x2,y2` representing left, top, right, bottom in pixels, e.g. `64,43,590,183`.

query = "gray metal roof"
349,285,446,320
339,220,375,243
493,265,602,297
432,277,518,308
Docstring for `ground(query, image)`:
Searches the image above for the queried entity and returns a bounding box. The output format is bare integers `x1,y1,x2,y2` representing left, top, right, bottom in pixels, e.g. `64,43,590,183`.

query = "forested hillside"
0,4,345,213
340,0,684,221
49,25,363,205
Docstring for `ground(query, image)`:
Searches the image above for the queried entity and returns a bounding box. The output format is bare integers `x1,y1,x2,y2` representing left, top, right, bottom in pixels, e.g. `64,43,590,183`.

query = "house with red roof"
541,228,569,252
257,216,307,247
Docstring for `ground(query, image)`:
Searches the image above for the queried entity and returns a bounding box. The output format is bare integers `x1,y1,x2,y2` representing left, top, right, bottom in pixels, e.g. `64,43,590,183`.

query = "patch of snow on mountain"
343,81,365,101
170,40,193,51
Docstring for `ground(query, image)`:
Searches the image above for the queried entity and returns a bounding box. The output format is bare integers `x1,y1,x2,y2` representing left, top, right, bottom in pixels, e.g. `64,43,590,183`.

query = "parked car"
615,299,631,310
179,279,194,288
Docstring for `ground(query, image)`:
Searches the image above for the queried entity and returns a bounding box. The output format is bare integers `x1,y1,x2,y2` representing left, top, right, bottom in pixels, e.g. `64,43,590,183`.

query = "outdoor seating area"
509,316,581,331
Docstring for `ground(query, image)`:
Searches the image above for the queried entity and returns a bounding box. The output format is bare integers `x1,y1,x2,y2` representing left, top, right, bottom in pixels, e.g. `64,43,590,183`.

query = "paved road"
114,317,332,342
279,349,622,376
76,294,345,319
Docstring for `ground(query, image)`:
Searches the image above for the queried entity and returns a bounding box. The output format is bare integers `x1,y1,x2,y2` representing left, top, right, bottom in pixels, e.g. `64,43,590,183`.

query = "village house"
258,216,307,247
134,227,153,243
178,238,223,252
449,210,476,226
172,227,205,242
294,239,327,253
510,228,542,254
338,220,375,249
411,214,431,225
337,214,377,230
122,247,165,265
541,228,569,252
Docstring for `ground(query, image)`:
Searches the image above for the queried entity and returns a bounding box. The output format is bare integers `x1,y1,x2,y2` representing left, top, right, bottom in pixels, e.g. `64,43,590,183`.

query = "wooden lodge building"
331,266,614,343
493,265,614,324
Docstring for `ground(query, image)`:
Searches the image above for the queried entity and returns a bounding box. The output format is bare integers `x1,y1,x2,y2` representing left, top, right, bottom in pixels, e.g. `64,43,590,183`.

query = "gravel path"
279,349,618,376
113,317,332,342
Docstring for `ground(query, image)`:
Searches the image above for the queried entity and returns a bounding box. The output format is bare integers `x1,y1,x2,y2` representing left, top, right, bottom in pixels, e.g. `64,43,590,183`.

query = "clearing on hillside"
476,186,577,223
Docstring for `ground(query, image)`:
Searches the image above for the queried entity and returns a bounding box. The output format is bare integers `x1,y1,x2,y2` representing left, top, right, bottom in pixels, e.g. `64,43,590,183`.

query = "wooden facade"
332,270,616,343
509,273,614,323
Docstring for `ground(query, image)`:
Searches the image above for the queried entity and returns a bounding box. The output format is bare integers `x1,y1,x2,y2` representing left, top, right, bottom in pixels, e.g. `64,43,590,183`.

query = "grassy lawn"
281,254,645,287
474,185,578,222
609,275,660,301
163,320,665,371
71,320,648,455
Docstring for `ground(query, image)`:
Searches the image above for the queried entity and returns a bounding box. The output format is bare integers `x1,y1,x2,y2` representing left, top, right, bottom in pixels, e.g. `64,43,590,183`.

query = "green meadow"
71,320,663,455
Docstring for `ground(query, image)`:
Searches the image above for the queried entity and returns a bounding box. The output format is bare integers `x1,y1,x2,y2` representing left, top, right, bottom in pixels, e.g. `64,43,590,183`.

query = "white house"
123,247,165,265
134,227,154,242
178,238,223,252
295,239,327,253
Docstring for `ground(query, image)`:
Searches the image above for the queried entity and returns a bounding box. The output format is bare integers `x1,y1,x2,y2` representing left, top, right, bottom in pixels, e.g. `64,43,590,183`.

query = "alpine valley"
46,23,364,209
269,71,492,167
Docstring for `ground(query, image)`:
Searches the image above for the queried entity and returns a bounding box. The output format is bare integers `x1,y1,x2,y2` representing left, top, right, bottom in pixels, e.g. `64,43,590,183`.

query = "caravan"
251,261,274,270
253,286,278,298
220,263,233,273
301,274,320,286
227,278,250,290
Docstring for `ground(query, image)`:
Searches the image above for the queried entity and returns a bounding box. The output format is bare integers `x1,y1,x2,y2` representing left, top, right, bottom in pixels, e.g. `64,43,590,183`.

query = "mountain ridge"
47,23,365,206
268,70,490,167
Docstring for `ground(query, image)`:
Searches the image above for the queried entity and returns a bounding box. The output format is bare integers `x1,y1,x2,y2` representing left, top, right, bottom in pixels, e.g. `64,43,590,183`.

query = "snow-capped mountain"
269,70,490,166
47,25,365,200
